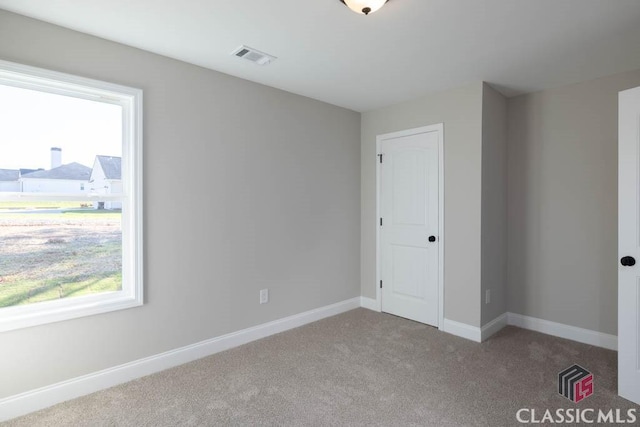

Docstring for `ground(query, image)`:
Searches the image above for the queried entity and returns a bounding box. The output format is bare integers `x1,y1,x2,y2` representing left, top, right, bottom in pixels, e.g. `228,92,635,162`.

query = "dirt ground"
0,211,122,308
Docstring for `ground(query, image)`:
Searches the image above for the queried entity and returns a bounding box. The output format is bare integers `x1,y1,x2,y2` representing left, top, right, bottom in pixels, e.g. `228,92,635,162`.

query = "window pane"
0,61,141,331
0,201,122,308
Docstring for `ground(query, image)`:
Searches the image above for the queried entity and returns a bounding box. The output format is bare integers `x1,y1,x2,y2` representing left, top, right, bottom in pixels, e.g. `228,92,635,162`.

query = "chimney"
51,147,62,169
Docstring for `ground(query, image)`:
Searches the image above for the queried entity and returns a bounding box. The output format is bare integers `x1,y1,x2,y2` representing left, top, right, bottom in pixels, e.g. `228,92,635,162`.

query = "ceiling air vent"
231,45,277,66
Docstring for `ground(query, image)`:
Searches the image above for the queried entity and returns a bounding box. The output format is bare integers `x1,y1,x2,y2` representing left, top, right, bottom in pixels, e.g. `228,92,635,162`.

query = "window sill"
0,291,143,332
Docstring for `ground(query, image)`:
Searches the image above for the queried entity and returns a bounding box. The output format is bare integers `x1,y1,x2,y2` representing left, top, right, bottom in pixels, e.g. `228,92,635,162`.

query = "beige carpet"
5,308,638,426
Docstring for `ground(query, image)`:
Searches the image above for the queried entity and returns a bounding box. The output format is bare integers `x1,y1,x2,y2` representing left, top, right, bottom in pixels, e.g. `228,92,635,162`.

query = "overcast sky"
0,84,122,170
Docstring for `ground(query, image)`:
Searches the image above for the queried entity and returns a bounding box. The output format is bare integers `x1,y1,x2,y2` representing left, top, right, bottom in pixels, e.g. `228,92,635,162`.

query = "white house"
1,148,90,194
0,169,20,192
89,155,122,209
20,162,91,194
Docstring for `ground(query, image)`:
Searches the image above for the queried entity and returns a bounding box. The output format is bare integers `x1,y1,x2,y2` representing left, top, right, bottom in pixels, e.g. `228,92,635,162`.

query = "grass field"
0,210,122,308
0,201,93,210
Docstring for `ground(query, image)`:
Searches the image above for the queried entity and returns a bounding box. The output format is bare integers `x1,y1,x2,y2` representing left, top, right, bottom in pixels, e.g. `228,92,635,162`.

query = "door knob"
428,236,437,243
621,256,636,267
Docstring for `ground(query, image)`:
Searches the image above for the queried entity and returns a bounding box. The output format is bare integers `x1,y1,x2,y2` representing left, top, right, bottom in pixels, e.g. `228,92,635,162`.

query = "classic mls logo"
558,364,593,403
516,365,635,423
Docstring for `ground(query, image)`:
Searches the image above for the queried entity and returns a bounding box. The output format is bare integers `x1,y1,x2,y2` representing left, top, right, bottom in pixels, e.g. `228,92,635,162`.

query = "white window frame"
0,60,143,332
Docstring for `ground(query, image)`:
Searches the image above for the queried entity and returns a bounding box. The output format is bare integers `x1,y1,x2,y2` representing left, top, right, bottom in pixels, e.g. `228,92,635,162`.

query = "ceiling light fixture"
339,0,389,16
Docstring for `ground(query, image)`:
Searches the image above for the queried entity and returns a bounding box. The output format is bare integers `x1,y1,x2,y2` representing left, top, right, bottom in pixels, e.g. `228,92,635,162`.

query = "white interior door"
619,85,640,405
379,126,441,326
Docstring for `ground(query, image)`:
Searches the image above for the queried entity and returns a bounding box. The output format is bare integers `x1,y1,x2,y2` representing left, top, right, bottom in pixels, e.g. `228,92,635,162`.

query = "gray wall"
508,68,640,335
480,83,508,325
361,82,484,327
0,10,361,398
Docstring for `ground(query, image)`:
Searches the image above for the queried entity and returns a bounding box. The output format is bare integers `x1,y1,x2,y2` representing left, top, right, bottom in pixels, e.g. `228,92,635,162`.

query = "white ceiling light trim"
340,0,389,15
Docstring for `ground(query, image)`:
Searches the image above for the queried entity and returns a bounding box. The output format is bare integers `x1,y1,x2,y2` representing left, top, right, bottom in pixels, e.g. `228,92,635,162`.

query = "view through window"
0,61,142,331
0,85,123,308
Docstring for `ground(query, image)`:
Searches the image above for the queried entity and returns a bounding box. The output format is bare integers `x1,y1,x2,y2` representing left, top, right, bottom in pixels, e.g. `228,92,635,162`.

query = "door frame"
375,123,445,329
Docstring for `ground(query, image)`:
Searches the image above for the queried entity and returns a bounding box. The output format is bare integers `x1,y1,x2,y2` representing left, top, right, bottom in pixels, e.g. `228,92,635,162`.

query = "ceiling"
1,0,640,112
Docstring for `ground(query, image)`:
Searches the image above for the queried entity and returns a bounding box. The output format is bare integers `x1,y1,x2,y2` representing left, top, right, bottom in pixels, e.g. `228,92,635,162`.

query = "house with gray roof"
0,168,20,192
89,155,122,209
20,162,91,193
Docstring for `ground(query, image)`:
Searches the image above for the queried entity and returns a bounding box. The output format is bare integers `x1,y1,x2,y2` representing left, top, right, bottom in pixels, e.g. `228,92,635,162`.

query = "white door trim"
375,123,445,329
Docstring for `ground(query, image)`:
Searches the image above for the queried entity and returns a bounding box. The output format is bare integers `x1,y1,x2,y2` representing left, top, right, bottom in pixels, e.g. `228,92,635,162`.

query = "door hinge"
378,153,383,163
379,217,383,226
380,280,383,289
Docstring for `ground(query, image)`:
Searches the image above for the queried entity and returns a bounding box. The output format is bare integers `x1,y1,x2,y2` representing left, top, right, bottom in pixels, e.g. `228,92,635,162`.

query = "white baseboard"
360,296,380,311
507,312,617,351
1,299,618,422
0,297,361,422
481,313,508,341
442,313,508,343
443,312,616,351
443,318,481,342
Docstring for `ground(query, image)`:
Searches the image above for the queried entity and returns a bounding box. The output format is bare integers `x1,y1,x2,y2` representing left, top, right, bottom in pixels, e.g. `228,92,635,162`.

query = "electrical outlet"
260,289,269,304
485,289,491,304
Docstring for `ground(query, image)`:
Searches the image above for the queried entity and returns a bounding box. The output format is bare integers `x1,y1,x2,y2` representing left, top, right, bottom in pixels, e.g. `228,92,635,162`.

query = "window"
0,60,143,332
